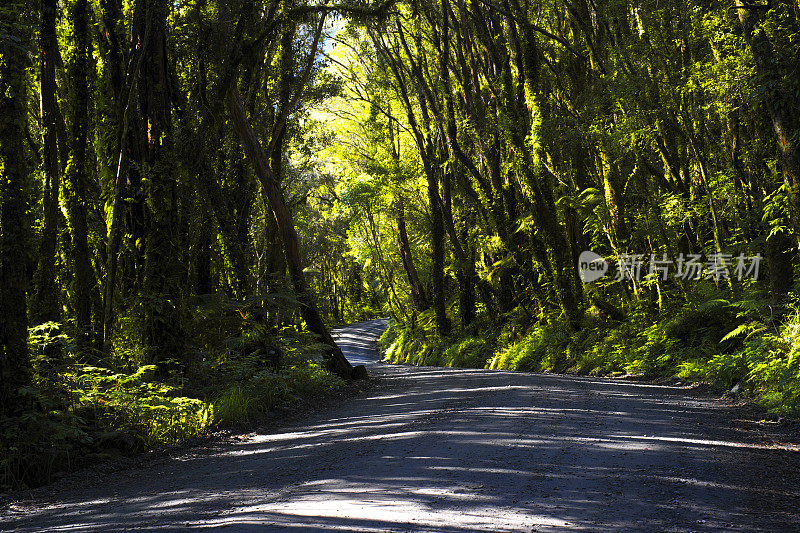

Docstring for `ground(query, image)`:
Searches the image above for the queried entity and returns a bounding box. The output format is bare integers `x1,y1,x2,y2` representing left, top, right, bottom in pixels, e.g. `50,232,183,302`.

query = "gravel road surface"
2,318,799,531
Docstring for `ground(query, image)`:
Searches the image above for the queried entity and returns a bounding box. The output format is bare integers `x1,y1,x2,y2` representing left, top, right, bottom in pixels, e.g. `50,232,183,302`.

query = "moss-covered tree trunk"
0,0,33,416
31,0,62,326
441,161,475,328
736,1,799,298
101,0,140,350
66,0,95,351
736,2,800,220
425,161,451,336
509,0,582,329
138,0,184,366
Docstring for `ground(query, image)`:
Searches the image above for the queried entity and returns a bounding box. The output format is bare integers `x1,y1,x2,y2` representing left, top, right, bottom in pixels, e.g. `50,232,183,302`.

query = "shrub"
212,385,255,426
3,312,347,491
381,299,800,415
212,364,346,426
443,337,494,368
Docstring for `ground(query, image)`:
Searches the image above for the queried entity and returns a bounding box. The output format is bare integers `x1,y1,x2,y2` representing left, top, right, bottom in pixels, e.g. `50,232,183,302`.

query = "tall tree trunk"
262,209,287,325
101,0,141,350
509,0,582,329
426,161,451,336
736,1,800,251
67,0,95,351
0,0,33,416
441,159,475,328
396,197,429,313
228,157,254,296
191,58,253,300
735,1,799,301
31,0,62,326
138,0,184,365
227,87,356,379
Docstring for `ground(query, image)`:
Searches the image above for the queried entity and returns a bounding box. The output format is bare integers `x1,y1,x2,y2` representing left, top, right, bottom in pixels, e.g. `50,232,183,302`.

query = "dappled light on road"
2,320,799,532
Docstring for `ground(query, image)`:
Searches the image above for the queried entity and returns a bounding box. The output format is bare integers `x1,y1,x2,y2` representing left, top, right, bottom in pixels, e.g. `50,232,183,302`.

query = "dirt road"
2,318,799,531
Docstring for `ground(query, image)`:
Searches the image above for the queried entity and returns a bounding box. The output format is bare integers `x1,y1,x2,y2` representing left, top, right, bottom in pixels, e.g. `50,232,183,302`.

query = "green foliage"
382,325,442,366
28,322,71,359
382,321,494,369
212,385,255,426
2,308,347,490
443,337,495,368
1,362,213,490
678,308,800,414
490,320,572,373
212,365,345,426
384,297,800,416
70,365,211,448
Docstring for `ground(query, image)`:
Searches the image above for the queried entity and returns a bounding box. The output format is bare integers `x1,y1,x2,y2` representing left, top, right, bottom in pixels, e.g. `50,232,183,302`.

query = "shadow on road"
2,319,799,532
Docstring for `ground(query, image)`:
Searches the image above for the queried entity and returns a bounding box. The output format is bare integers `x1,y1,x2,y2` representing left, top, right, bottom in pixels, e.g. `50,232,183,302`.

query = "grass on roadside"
382,293,800,417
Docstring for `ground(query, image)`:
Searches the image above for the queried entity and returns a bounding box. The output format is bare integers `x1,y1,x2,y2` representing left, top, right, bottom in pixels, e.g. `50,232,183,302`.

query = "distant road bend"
2,318,800,531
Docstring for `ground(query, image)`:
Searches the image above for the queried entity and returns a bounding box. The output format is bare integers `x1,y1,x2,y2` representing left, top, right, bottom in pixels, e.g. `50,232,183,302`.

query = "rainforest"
1,0,800,530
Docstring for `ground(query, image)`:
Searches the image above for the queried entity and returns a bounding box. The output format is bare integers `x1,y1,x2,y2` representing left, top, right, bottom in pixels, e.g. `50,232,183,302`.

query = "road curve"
2,318,800,531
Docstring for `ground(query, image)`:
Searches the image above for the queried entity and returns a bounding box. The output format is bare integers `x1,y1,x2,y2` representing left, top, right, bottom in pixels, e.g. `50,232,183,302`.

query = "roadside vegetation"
3,297,347,490
382,290,800,415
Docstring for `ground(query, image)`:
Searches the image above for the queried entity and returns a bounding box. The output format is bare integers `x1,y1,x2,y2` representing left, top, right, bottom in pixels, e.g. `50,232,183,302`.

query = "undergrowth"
382,291,800,416
1,298,346,491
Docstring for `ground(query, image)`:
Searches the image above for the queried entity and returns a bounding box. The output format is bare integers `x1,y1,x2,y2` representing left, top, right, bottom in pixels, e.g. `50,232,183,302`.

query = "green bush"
3,309,348,491
212,385,256,426
212,364,346,426
490,329,548,371
675,308,800,414
382,325,441,366
0,364,211,490
71,365,212,448
381,321,493,369
443,337,494,368
382,300,800,415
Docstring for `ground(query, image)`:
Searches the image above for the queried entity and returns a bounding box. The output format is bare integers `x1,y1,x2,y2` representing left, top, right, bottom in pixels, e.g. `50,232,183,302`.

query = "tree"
65,0,94,352
31,0,62,326
0,0,33,415
137,0,185,366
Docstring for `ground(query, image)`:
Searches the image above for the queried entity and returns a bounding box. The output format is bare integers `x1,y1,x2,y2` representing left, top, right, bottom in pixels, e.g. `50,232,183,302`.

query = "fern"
721,323,766,343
